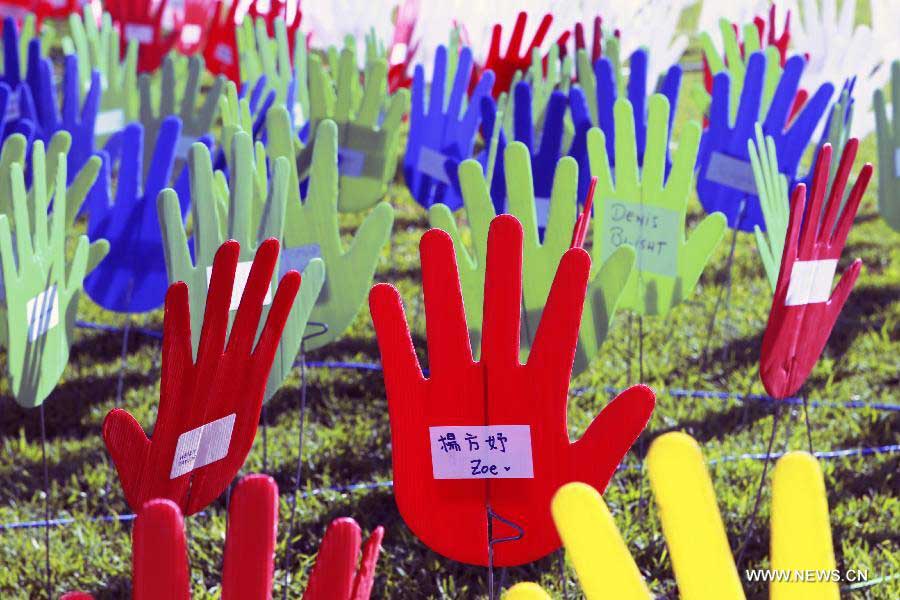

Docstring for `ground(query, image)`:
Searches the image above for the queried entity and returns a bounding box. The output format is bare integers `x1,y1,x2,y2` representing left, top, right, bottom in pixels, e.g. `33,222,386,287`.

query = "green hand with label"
873,60,900,232
158,132,324,401
749,124,789,293
0,140,108,408
588,95,726,315
298,47,409,212
430,144,635,374
267,107,394,350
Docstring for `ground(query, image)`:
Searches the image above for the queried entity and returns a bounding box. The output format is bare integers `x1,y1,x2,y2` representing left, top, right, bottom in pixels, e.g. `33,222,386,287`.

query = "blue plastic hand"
404,45,494,210
83,117,196,313
1,19,38,147
30,54,101,184
696,52,834,232
569,48,681,200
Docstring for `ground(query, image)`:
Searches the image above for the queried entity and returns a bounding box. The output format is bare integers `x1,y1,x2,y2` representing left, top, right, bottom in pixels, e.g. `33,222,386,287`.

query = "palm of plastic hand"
83,118,186,313
159,134,324,400
0,153,99,408
298,47,409,212
504,432,840,600
873,60,900,232
103,240,300,515
370,215,654,566
113,0,179,73
697,52,833,232
404,45,494,210
589,96,726,316
268,109,393,351
760,142,871,400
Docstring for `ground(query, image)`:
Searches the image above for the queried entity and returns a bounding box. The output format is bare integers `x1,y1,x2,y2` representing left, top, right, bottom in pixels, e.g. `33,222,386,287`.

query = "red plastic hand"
387,0,419,93
476,11,553,98
34,0,81,26
175,0,214,55
757,3,791,66
760,141,872,399
303,518,385,600
572,15,603,63
248,0,301,46
202,0,240,82
103,239,301,515
369,215,654,566
111,0,180,72
0,0,33,25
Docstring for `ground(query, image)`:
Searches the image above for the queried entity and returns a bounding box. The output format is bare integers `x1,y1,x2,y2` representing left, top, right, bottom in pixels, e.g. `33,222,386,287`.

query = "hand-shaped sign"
298,47,409,212
873,60,900,232
202,0,241,83
0,141,107,408
109,0,179,73
588,95,726,316
476,11,554,99
369,214,654,566
83,118,192,314
267,109,392,351
159,133,324,401
386,0,419,93
104,239,300,515
505,432,840,599
430,146,635,375
696,52,833,231
760,141,871,400
404,44,494,210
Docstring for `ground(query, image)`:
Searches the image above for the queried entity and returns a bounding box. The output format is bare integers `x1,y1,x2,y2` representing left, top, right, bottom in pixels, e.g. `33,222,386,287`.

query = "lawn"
1,11,899,600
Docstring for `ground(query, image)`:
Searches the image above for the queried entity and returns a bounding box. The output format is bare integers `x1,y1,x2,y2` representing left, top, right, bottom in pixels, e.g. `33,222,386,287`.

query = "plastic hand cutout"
573,15,605,64
478,11,552,98
298,47,409,212
174,0,213,56
588,96,726,316
0,17,39,135
110,0,179,73
268,110,392,351
30,53,99,182
369,214,654,566
404,45,494,210
760,141,871,400
103,240,300,514
202,0,241,83
138,53,224,175
385,0,419,93
242,14,303,124
159,134,324,400
748,125,789,293
570,47,682,200
302,518,385,600
696,52,833,231
0,142,106,408
83,118,193,314
873,61,900,232
430,144,635,374
65,7,138,144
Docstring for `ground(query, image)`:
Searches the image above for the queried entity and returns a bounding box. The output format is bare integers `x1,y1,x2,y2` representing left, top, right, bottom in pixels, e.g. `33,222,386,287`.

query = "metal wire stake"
39,404,52,600
114,316,132,407
702,200,745,368
486,506,524,600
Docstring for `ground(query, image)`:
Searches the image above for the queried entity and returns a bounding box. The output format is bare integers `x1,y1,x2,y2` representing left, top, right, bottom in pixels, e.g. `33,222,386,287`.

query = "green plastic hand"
749,125,789,293
0,145,106,408
575,38,623,128
430,144,635,375
139,53,223,175
157,134,324,401
365,27,386,64
267,108,394,350
299,48,409,212
698,19,782,120
217,81,255,162
872,60,900,232
588,95,726,315
66,7,139,144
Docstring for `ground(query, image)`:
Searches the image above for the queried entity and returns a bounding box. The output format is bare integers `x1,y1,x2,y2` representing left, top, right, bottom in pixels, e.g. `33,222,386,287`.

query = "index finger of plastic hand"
3,18,20,83
195,240,239,369
698,31,725,75
480,215,525,367
528,13,552,57
158,188,194,281
708,71,731,131
551,482,651,599
369,282,423,385
733,51,766,140
350,526,385,600
536,91,567,164
764,54,805,133
830,162,872,250
132,500,191,600
447,47,474,124
642,95,669,194
228,238,279,357
410,63,426,122
421,228,473,376
506,12,528,59
428,45,448,119
251,259,300,365
221,475,278,598
358,59,388,128
303,518,362,600
147,117,182,197
227,133,256,248
8,164,33,264
512,81,533,148
612,98,639,194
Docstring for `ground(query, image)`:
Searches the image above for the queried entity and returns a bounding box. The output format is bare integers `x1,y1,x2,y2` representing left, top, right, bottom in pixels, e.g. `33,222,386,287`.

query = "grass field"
1,9,899,600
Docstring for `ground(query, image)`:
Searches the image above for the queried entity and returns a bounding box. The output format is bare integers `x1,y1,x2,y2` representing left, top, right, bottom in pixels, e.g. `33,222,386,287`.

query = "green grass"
1,19,899,600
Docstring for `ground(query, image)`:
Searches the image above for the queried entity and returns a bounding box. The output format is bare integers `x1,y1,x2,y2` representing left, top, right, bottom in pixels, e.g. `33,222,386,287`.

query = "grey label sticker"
170,413,236,479
600,200,680,277
706,152,759,195
338,147,366,177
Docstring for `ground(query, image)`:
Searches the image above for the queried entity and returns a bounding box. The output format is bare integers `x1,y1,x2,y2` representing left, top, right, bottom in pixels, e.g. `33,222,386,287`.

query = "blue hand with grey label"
696,52,833,232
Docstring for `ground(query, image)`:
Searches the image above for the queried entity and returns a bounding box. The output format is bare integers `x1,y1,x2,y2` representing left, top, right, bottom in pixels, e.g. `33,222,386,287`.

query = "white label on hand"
207,261,272,312
181,24,202,45
292,101,304,128
170,413,236,478
214,43,234,65
429,425,534,479
785,259,838,306
389,43,408,65
4,88,20,121
26,286,60,342
175,135,195,160
534,196,551,229
894,148,900,178
124,24,154,44
95,109,125,136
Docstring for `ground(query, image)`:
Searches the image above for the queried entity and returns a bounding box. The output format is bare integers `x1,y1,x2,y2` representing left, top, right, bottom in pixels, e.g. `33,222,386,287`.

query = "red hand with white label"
476,11,554,98
369,215,654,566
111,0,181,72
202,0,241,82
760,141,872,399
103,239,300,515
